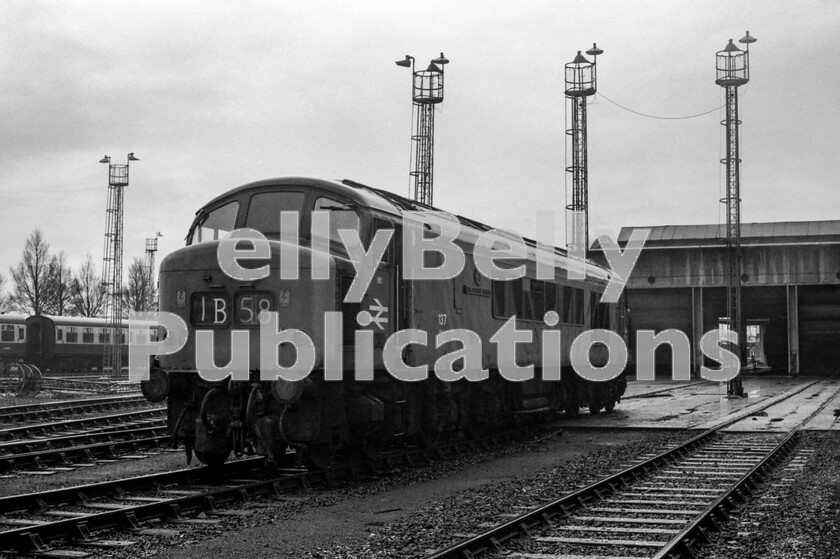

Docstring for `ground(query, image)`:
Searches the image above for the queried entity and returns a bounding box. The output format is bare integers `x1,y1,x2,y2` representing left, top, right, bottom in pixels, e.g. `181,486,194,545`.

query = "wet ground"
570,375,840,432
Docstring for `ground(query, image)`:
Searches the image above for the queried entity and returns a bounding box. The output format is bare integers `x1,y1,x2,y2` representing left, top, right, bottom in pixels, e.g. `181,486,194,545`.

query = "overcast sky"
1,1,838,287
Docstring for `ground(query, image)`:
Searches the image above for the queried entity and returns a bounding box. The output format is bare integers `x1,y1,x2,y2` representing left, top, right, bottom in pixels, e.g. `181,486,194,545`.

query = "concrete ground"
571,375,840,431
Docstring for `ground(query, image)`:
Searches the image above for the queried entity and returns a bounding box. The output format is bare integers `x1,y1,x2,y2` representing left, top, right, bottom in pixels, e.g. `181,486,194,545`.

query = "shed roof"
612,220,840,248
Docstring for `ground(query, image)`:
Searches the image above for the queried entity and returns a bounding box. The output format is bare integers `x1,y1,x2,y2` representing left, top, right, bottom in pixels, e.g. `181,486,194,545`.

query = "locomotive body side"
151,177,628,468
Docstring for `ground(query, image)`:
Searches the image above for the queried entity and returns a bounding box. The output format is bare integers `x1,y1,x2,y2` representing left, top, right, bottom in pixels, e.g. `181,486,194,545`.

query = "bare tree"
0,272,10,313
9,229,52,315
43,251,72,316
70,254,105,317
123,257,157,314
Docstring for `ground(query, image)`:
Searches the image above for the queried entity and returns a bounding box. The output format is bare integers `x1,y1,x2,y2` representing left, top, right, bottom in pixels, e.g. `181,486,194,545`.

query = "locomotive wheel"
565,403,580,419
588,403,602,415
465,421,490,440
411,427,442,449
194,448,231,468
604,399,616,413
357,439,384,461
303,443,335,470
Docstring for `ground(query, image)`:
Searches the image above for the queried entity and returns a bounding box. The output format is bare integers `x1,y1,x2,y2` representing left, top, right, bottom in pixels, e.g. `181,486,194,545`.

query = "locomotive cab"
157,178,402,468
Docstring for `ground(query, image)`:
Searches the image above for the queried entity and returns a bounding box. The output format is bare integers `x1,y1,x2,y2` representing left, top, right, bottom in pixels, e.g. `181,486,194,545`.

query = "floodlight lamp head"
127,153,139,161
585,43,603,57
99,156,110,164
395,55,413,68
723,39,741,52
432,52,449,65
572,51,590,65
739,31,757,44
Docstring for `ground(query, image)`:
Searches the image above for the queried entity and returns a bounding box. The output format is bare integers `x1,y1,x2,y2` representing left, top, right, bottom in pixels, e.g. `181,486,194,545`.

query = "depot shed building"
591,220,840,376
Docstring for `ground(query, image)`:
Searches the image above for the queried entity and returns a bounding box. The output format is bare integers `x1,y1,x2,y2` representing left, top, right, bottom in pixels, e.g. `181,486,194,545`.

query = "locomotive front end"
152,179,381,468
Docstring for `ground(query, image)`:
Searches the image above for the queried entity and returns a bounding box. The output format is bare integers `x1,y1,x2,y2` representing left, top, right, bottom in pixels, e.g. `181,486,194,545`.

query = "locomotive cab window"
190,200,239,245
245,191,306,238
314,197,361,247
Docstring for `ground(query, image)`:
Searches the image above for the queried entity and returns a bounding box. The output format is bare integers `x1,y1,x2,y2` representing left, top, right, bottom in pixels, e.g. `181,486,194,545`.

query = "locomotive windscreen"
190,200,239,244
244,191,306,238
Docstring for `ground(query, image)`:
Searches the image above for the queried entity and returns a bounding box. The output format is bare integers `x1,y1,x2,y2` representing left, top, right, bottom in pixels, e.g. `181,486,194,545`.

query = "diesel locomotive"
142,177,630,469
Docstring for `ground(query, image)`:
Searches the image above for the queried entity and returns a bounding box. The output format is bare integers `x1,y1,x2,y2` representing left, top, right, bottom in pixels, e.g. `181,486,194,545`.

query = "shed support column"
787,284,799,375
692,287,704,378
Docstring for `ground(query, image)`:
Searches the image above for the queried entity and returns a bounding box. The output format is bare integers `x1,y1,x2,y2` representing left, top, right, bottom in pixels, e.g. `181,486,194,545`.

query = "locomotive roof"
199,177,406,216
198,177,615,282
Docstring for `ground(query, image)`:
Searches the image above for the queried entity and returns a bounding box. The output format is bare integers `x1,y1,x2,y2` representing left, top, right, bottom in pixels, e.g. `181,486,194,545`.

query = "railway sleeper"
121,511,142,531
72,521,93,542
15,531,48,553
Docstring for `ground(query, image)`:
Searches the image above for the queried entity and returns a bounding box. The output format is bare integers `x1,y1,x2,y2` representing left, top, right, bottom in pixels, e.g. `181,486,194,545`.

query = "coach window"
18,327,25,341
66,327,78,343
0,325,13,342
56,328,63,343
245,191,306,238
99,329,109,344
191,201,239,244
314,197,361,246
82,328,94,344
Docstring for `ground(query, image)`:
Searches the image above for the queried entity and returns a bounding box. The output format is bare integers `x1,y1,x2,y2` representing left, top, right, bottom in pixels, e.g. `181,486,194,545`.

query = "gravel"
696,431,840,559
95,428,692,559
6,403,836,559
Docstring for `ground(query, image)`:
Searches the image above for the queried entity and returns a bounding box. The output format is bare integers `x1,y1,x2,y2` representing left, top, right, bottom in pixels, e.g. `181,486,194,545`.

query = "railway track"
0,394,149,423
425,381,826,559
0,407,165,441
0,423,169,473
41,376,138,395
0,428,527,555
0,407,166,474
